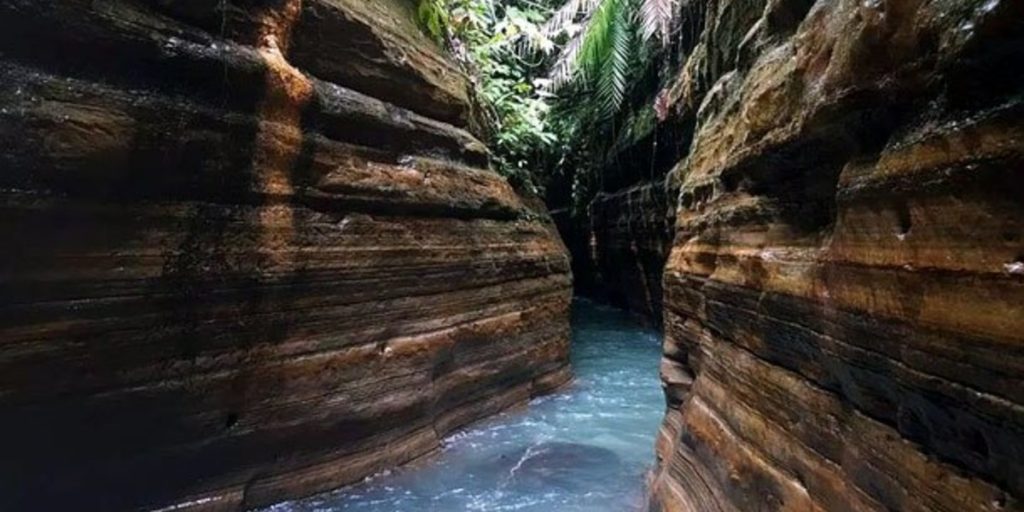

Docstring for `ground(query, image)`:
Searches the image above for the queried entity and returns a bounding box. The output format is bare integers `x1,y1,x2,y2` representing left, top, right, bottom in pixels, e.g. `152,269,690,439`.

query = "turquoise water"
266,300,664,512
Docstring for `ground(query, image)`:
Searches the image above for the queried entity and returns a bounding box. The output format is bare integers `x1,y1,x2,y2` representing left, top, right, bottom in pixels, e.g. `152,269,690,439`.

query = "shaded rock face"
552,44,698,324
0,1,571,510
552,180,675,325
552,156,680,324
651,0,1024,510
587,181,675,324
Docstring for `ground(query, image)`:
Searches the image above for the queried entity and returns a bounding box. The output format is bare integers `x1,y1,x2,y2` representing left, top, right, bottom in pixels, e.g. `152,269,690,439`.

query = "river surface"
265,299,664,512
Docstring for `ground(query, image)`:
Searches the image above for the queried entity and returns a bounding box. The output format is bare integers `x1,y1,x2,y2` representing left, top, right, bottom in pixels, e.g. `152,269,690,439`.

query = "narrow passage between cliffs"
262,299,664,512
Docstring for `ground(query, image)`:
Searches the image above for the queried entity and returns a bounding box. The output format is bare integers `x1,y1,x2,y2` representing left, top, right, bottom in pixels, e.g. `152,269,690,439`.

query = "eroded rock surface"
0,1,571,510
551,113,683,323
651,0,1024,510
588,181,675,324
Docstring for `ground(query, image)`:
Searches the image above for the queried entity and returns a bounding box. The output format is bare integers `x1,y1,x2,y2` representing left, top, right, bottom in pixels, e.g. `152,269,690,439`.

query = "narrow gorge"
0,0,1021,511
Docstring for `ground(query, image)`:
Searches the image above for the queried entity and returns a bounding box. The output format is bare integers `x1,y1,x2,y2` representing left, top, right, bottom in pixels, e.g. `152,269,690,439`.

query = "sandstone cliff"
588,182,675,324
552,111,681,324
651,0,1024,510
0,1,571,510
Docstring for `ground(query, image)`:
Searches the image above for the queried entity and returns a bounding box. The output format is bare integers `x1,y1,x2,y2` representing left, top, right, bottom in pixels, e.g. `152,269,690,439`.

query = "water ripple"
264,299,663,512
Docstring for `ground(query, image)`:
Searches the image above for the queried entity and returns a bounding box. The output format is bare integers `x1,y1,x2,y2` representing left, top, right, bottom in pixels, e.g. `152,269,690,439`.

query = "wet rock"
480,442,623,493
651,0,1024,510
553,125,682,324
0,1,570,511
587,181,676,325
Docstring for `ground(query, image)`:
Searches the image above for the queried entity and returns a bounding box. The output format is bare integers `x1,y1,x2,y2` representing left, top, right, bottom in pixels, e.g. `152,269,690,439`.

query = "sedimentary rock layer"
0,1,571,510
553,123,681,323
588,181,675,324
651,0,1024,510
551,179,674,325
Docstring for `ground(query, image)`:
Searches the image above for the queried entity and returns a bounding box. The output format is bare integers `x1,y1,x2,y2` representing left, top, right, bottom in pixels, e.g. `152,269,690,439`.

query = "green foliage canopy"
418,0,564,192
416,0,681,208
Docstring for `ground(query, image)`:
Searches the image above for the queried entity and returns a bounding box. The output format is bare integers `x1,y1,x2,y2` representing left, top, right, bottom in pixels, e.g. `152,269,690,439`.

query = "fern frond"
416,0,449,44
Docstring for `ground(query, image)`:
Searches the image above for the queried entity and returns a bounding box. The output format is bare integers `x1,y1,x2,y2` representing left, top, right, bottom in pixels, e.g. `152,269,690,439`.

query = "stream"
265,299,664,512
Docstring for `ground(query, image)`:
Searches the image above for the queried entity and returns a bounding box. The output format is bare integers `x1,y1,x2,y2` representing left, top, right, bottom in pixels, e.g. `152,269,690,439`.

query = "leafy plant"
416,0,449,43
544,0,680,116
413,0,683,210
415,0,565,191
638,0,680,45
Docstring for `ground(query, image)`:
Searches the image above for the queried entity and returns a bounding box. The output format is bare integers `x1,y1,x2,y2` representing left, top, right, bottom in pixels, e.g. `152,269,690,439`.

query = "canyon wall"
587,182,675,324
553,110,682,324
651,0,1024,511
553,181,674,325
551,180,674,325
0,1,571,510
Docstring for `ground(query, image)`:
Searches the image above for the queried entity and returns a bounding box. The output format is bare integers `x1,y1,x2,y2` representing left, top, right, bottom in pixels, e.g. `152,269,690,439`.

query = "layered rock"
552,180,674,324
651,0,1024,510
553,100,685,323
587,181,675,324
0,1,571,510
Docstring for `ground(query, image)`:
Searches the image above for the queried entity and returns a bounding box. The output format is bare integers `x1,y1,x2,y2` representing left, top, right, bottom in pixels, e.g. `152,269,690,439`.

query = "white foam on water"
264,300,664,512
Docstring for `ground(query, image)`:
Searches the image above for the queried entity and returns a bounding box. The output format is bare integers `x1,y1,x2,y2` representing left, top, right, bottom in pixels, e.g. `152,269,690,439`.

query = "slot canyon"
0,0,1021,511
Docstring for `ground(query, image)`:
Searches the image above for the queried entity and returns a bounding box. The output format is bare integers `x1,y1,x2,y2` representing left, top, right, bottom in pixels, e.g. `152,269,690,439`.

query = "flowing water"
265,299,664,512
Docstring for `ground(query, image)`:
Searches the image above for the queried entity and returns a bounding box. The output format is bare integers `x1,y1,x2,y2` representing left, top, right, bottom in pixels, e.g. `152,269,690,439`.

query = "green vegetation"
416,0,680,208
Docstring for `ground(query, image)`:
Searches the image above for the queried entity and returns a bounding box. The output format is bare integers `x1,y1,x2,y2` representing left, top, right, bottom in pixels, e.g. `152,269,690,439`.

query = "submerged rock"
483,442,623,492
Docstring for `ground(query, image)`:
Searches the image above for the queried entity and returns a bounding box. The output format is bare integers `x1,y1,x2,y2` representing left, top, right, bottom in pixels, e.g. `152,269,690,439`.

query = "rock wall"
552,180,674,325
0,1,571,510
651,0,1024,510
551,207,600,297
553,103,685,323
588,181,675,324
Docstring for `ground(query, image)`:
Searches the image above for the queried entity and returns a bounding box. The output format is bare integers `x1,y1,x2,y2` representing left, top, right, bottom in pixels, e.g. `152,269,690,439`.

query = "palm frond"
638,0,679,45
594,0,633,116
540,0,603,38
548,28,587,88
576,0,617,80
546,0,611,90
544,0,660,117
